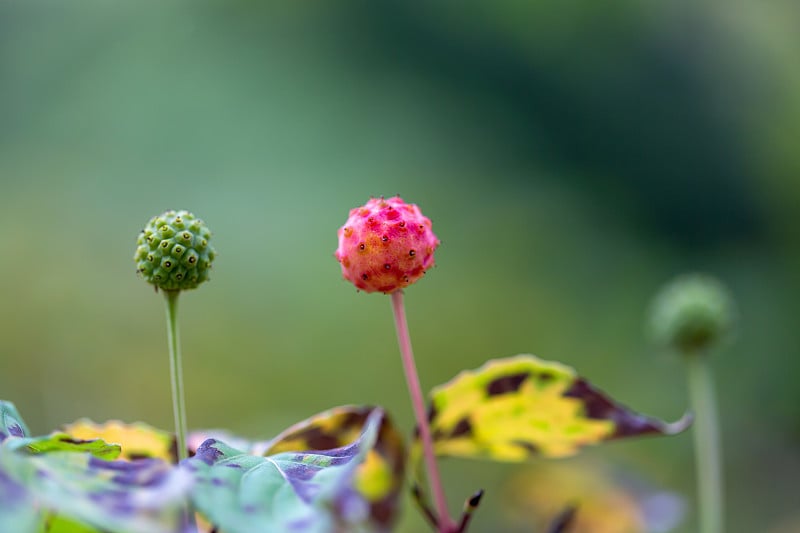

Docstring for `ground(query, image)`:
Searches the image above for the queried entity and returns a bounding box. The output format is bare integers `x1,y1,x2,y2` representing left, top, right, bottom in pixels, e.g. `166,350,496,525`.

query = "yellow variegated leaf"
62,419,175,462
265,406,368,455
417,354,690,463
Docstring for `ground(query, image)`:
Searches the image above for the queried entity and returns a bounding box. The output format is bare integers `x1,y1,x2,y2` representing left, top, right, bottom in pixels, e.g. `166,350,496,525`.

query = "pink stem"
391,290,453,532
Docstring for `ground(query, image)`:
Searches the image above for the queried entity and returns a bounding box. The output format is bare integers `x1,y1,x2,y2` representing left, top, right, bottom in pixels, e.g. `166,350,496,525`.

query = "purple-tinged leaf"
189,406,406,530
187,429,253,457
264,406,406,530
188,408,389,533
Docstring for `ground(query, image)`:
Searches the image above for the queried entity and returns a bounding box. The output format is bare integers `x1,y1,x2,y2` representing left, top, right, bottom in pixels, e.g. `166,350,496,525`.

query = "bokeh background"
2,1,799,532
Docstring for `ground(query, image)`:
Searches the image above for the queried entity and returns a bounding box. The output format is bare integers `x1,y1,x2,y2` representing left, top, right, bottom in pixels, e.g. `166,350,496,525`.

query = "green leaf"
43,515,103,533
1,401,121,462
188,407,396,533
15,433,121,461
0,401,46,532
0,469,38,532
0,401,30,440
0,401,191,533
0,446,191,533
418,354,690,462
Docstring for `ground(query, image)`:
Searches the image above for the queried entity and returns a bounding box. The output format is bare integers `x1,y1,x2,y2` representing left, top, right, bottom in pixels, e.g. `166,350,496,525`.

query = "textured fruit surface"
335,196,439,293
649,274,735,353
134,210,216,291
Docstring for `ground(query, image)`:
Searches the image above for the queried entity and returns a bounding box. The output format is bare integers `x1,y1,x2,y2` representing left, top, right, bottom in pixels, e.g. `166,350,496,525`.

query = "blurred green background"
1,1,799,531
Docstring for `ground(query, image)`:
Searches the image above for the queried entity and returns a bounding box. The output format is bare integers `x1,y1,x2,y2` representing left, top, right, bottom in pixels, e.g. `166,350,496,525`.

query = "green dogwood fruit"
135,210,216,291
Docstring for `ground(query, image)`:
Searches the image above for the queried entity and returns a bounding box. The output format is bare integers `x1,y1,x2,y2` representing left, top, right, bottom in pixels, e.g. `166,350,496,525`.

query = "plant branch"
391,290,453,532
411,483,440,530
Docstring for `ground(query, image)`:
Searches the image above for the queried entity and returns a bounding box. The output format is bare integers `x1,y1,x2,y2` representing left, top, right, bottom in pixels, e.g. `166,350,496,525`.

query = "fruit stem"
163,289,188,462
687,352,724,533
391,290,453,532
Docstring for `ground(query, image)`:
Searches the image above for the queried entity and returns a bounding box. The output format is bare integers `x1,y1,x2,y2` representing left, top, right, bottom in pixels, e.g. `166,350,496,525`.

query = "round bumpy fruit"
335,196,440,293
649,274,735,353
135,210,216,291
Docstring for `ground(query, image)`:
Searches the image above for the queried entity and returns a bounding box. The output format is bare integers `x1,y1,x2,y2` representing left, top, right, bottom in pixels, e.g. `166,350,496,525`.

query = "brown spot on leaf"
306,431,341,450
427,404,438,423
449,418,473,438
57,437,95,445
487,372,528,396
563,379,616,420
511,440,539,454
538,371,555,384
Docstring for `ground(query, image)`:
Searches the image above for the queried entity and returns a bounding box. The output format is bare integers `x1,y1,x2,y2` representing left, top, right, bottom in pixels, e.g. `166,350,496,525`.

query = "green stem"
163,290,188,462
687,354,723,533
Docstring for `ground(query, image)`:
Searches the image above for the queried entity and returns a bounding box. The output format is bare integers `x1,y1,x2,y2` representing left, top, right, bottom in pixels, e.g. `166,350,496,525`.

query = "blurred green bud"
135,210,216,291
649,274,735,354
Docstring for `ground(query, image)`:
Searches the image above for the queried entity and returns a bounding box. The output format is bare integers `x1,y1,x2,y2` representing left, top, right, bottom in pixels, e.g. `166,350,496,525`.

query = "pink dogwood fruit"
335,196,440,293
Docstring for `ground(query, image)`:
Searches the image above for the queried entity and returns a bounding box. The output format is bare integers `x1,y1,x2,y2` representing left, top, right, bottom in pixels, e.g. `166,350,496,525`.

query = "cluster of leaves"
0,355,688,532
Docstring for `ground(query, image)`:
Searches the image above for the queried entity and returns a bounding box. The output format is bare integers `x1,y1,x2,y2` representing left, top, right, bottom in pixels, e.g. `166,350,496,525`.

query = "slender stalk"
163,290,188,462
687,353,723,533
391,291,453,533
